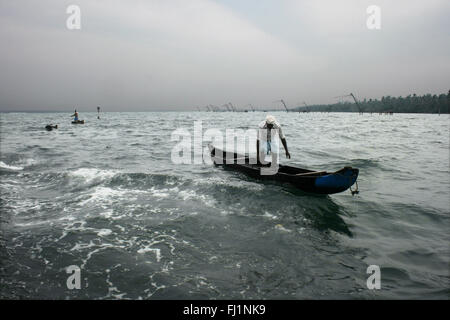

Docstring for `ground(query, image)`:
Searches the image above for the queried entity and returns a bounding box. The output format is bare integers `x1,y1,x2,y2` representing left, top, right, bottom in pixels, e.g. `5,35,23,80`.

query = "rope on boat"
350,180,359,196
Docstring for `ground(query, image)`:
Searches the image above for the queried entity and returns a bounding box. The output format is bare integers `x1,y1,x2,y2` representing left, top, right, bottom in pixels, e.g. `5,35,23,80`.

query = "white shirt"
257,120,285,142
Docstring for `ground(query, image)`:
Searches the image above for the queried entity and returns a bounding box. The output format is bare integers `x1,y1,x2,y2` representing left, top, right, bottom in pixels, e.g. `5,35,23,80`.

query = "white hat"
266,115,276,125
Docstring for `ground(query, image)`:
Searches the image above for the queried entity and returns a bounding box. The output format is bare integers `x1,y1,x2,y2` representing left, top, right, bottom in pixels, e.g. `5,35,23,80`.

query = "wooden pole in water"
350,93,363,114
223,104,231,112
280,99,289,112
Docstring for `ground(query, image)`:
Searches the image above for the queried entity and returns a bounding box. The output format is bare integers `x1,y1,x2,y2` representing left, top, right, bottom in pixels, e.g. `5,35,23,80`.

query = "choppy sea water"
0,111,448,299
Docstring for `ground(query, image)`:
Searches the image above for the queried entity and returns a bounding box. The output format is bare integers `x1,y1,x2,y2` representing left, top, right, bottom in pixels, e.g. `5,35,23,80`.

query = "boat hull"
209,146,359,195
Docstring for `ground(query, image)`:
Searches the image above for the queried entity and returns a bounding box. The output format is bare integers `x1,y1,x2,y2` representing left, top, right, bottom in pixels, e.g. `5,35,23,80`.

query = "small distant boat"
209,145,359,195
45,124,58,131
72,120,85,124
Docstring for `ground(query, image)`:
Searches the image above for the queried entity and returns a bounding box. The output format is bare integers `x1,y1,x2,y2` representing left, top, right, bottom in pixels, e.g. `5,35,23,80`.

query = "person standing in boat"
71,109,79,122
256,115,290,165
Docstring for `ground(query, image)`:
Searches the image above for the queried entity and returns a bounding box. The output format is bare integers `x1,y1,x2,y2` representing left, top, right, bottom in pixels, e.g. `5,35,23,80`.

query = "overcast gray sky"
0,0,449,111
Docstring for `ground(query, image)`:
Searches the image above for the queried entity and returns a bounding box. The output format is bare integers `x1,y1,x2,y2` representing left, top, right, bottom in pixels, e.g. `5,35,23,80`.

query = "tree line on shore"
294,91,450,114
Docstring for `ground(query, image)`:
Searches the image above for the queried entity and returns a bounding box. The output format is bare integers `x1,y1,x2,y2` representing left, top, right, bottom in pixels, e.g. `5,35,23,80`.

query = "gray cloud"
0,0,449,111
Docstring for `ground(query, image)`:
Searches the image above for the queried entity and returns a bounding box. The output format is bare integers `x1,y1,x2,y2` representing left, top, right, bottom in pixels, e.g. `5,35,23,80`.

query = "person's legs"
260,149,279,175
259,142,268,164
270,139,280,163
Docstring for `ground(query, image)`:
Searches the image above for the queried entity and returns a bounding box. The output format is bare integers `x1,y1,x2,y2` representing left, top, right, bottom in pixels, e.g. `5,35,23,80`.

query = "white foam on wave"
177,189,216,207
150,187,215,207
15,220,47,228
98,208,131,221
8,198,44,217
79,187,128,205
71,240,97,251
100,210,113,218
70,168,117,183
138,247,162,262
274,224,292,233
97,229,113,237
80,186,149,208
0,161,23,171
149,186,172,198
178,189,200,201
262,211,278,220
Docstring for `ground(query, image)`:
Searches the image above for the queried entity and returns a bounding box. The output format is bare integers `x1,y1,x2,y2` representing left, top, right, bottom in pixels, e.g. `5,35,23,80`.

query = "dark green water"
0,112,449,299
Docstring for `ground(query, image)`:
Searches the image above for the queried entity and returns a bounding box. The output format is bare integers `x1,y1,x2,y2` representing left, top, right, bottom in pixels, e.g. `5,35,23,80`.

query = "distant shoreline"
294,92,449,114
1,110,448,114
1,91,449,114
